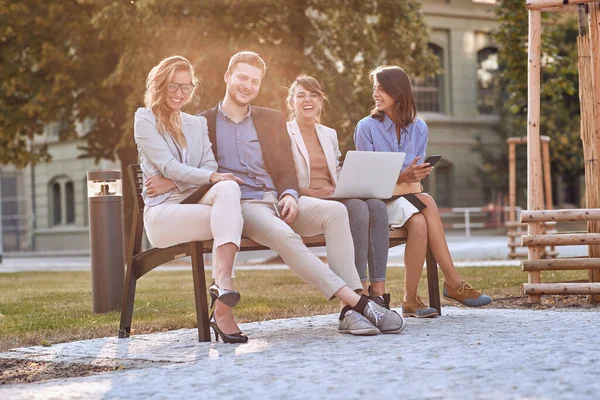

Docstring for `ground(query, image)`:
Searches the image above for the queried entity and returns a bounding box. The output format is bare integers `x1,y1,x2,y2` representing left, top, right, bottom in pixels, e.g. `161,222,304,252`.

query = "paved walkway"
2,307,600,399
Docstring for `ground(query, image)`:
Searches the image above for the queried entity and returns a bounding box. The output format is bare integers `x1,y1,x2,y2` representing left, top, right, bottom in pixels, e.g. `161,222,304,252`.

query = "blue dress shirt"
354,114,428,170
215,104,298,200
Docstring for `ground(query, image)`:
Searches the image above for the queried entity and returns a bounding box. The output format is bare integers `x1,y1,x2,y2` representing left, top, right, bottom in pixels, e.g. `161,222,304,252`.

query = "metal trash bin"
87,170,125,313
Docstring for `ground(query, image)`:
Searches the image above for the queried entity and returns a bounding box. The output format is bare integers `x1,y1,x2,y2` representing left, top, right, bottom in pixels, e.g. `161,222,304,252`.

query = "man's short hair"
226,51,267,77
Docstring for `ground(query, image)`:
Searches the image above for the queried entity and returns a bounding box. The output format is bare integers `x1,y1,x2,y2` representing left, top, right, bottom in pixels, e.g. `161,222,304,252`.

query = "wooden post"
527,10,544,303
586,3,600,302
541,138,553,211
508,140,518,259
541,137,557,257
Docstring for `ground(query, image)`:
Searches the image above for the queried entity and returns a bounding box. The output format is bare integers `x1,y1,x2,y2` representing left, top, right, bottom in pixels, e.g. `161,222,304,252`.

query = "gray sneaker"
363,300,406,334
338,309,379,336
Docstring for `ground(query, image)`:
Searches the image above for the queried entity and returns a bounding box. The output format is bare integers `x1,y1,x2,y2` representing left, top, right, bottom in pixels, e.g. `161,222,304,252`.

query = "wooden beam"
526,0,596,10
541,5,581,12
521,209,600,222
523,283,600,295
522,233,600,246
506,135,550,145
527,9,544,303
522,258,600,271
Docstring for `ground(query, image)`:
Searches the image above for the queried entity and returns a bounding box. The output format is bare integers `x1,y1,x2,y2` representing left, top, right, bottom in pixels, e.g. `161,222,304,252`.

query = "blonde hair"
144,56,199,149
286,75,328,123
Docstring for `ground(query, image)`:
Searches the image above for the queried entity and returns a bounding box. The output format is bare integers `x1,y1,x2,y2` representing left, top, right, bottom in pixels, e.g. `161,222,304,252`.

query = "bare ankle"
369,281,386,296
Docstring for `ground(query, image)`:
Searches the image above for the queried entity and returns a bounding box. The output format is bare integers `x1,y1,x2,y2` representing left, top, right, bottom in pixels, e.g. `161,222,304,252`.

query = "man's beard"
228,87,254,107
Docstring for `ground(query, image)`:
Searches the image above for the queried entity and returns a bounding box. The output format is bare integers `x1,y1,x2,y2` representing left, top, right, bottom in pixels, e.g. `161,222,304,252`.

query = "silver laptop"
331,151,406,199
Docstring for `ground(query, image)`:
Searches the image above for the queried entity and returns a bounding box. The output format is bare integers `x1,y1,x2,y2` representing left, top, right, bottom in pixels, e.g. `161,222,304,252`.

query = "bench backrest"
126,164,145,265
128,164,145,214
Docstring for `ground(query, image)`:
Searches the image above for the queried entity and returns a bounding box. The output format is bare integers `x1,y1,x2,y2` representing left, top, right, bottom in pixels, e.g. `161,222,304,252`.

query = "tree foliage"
0,0,436,166
0,0,128,166
474,0,581,203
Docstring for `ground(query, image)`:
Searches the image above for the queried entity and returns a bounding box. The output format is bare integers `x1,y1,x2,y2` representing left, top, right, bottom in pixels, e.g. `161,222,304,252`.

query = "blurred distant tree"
0,0,435,240
473,1,580,204
92,0,437,154
1,0,435,164
0,0,128,167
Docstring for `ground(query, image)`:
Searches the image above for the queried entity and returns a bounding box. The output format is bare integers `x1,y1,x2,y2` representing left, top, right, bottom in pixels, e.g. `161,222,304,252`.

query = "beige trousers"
241,193,361,300
143,180,243,251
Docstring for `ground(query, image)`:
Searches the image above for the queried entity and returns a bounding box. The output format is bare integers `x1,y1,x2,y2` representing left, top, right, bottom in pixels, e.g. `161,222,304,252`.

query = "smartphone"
273,203,283,219
424,155,442,167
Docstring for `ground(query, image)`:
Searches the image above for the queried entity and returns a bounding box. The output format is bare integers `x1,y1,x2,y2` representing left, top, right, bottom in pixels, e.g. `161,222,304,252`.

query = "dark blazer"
199,106,300,196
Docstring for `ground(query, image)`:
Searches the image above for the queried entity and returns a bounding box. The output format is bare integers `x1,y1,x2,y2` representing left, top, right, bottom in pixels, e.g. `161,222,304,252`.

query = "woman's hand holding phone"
398,156,432,183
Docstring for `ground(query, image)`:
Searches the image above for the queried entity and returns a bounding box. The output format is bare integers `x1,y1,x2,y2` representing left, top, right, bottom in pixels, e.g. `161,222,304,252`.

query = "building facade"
0,0,502,253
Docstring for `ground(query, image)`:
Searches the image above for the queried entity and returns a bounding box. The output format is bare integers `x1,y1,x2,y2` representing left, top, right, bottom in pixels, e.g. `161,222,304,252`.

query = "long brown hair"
286,75,328,123
144,56,199,149
369,66,416,130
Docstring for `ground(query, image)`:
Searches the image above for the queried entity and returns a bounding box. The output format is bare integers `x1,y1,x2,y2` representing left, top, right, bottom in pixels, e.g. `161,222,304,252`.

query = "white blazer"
286,119,341,189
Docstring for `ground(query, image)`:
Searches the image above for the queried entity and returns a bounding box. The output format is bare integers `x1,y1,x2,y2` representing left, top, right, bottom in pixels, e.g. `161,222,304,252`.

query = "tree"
92,0,437,153
0,0,128,167
473,0,581,205
1,0,436,242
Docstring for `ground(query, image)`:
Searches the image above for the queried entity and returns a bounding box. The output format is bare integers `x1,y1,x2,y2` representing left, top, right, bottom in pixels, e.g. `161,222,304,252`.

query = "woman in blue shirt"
355,66,492,316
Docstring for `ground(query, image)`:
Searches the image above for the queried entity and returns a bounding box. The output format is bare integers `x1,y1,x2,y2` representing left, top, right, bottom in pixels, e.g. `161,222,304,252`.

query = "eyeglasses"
167,83,195,94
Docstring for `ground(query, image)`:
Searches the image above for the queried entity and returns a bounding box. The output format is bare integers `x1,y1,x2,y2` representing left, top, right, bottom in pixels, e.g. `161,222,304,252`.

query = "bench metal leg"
118,264,137,338
426,247,441,316
191,242,211,342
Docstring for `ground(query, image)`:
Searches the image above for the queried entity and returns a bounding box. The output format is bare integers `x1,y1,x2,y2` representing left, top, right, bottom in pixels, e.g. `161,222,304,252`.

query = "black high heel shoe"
210,312,248,344
209,282,241,308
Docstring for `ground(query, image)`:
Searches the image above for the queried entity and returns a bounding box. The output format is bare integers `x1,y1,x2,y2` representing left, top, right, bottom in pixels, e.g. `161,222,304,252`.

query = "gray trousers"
340,199,389,282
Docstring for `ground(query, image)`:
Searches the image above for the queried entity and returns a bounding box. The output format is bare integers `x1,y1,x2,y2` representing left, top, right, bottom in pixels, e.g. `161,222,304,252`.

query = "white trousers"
143,180,243,251
241,193,362,300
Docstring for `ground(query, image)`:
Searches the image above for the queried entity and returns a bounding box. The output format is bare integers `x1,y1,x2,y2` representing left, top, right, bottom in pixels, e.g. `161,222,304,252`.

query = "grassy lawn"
0,266,591,351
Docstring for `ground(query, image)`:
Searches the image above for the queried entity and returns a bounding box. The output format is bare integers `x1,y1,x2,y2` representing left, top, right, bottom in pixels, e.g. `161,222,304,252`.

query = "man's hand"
209,172,244,184
145,175,177,198
398,156,432,183
278,194,299,225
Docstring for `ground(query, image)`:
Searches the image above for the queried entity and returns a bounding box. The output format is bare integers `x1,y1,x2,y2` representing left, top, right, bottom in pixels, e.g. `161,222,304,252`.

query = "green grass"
0,266,591,351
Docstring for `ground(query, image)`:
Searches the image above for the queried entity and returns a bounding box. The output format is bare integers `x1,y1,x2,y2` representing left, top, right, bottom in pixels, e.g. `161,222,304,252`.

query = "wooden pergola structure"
521,0,600,303
506,135,556,259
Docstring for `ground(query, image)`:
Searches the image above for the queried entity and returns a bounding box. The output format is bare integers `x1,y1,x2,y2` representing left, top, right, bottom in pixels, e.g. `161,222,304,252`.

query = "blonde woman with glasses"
134,56,247,343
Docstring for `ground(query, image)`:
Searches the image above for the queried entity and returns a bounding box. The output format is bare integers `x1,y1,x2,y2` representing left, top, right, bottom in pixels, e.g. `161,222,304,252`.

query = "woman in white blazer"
285,75,393,309
134,56,247,343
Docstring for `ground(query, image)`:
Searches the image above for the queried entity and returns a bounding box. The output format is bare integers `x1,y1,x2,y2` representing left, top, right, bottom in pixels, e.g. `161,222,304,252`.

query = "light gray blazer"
134,107,217,206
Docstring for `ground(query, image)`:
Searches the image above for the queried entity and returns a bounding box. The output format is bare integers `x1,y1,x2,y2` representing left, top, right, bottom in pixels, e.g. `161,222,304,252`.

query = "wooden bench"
119,164,441,342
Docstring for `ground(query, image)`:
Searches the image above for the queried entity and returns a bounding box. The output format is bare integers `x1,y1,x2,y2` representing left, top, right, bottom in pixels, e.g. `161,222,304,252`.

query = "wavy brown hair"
286,75,328,123
144,56,198,149
369,66,416,130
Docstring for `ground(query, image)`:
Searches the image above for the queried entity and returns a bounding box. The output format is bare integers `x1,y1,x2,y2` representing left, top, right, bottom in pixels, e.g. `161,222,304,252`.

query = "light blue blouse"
354,114,428,170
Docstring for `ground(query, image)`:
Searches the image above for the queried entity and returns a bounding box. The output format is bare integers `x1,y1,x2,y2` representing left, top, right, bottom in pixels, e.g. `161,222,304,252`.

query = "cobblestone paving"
1,307,599,400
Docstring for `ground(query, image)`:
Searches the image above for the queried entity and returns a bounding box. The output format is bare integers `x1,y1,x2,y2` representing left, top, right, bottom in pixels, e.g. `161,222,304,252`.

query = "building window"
83,177,88,226
413,44,444,113
65,181,75,224
49,176,75,226
52,182,62,226
477,47,500,114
